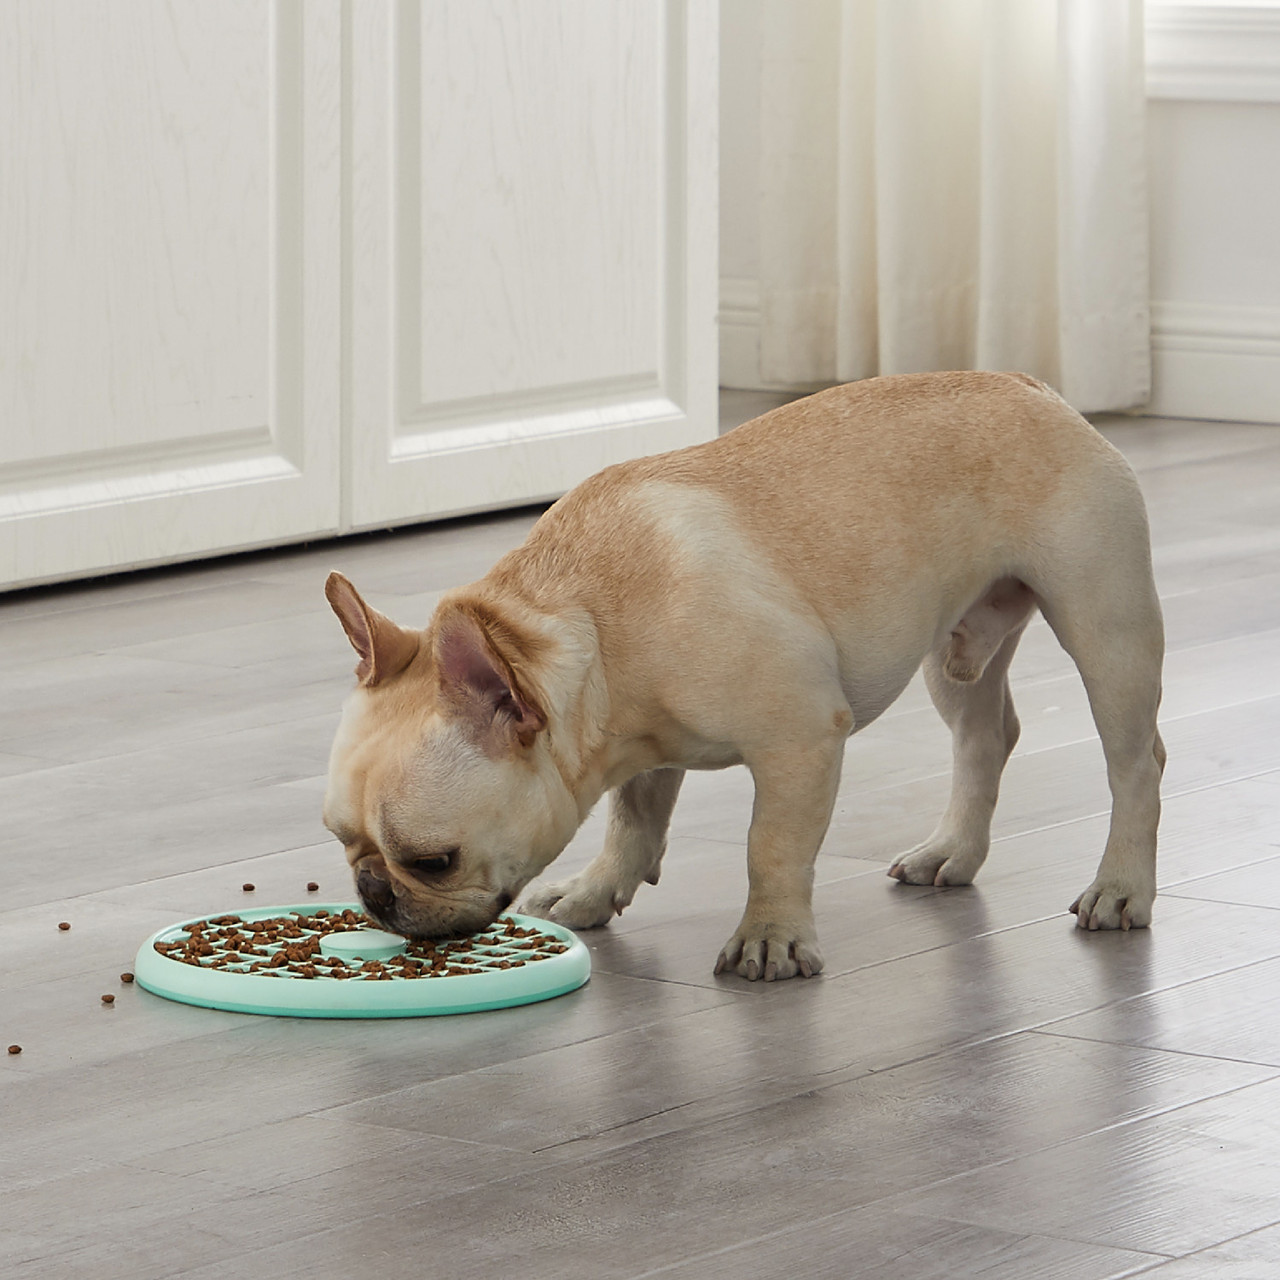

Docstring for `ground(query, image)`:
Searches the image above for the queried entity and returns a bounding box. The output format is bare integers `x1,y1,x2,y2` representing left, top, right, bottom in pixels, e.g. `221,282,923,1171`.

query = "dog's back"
498,371,1141,642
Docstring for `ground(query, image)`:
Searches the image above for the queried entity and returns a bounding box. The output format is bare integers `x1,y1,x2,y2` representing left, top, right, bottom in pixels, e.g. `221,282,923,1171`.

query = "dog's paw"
714,924,823,982
887,841,984,887
1070,880,1154,931
517,876,621,930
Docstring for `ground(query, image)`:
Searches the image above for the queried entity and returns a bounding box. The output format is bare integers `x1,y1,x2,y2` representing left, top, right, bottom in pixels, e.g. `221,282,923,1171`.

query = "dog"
322,371,1165,981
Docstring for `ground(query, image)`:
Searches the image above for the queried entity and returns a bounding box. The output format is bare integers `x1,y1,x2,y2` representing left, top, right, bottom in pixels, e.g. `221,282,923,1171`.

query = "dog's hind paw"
517,877,620,930
714,925,823,983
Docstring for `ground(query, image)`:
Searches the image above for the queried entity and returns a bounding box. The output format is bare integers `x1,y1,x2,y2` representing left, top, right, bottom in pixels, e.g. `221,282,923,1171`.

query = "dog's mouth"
355,869,514,941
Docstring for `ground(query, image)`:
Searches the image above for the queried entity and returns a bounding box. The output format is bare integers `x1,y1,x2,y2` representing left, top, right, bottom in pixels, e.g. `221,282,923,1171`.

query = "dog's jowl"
322,372,1165,981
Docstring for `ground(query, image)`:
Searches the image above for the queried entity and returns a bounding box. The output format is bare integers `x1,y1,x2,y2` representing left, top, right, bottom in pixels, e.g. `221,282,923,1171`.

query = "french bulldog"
323,371,1165,981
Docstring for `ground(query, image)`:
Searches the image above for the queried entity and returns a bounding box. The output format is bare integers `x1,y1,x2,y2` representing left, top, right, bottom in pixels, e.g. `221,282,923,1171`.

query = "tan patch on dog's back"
631,372,1116,618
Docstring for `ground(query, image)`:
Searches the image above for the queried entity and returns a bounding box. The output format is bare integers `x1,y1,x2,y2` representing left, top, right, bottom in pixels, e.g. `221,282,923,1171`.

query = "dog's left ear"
325,571,420,687
434,608,547,750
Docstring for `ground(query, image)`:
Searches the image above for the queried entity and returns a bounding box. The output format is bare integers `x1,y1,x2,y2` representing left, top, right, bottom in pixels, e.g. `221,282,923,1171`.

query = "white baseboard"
719,275,763,389
722,280,1280,424
1147,300,1280,424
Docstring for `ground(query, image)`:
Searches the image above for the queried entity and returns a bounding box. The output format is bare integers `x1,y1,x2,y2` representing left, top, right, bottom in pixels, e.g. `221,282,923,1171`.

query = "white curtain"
757,0,1150,413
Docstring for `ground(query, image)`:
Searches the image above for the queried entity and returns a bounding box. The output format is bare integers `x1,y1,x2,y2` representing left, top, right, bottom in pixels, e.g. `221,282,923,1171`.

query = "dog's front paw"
887,840,984,887
517,876,620,930
714,922,823,982
1070,879,1154,931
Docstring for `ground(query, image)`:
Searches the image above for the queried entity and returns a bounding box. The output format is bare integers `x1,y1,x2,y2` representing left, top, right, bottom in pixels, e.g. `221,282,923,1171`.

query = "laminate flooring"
4,391,1280,1278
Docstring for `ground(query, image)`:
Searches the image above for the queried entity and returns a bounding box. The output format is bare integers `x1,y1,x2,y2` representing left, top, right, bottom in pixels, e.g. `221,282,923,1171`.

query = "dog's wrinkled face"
322,572,578,940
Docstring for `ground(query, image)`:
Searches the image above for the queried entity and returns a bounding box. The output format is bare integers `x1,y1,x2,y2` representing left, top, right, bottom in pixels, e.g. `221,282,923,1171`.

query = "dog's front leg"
716,741,844,982
520,767,685,928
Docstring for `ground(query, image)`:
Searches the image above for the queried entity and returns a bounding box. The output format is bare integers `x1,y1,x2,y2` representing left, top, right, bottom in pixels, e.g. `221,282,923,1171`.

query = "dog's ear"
324,571,420,687
434,608,547,750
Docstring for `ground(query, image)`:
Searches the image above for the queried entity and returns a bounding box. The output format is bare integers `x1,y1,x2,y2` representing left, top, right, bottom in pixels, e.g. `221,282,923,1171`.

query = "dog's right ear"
324,571,420,687
434,607,547,750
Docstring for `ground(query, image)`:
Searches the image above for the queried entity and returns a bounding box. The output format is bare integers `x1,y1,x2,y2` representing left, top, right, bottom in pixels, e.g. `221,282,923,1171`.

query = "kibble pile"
152,909,570,981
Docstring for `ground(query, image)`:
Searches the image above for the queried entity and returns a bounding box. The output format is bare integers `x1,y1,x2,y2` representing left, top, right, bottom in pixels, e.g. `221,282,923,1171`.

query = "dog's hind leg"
1040,561,1165,930
888,579,1036,887
519,767,685,929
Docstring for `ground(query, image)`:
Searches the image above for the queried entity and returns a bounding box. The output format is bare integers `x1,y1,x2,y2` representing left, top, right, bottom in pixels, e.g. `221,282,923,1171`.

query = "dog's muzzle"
352,853,511,940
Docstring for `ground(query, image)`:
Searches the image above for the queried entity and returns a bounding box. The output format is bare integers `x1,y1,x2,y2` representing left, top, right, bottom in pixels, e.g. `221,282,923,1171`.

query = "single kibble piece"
101,993,115,1005
307,882,319,892
242,883,255,892
120,973,135,984
57,922,71,931
7,1045,20,1055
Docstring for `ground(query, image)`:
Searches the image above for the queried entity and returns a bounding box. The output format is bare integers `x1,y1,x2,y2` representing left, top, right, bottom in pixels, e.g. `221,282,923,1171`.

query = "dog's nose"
357,866,395,911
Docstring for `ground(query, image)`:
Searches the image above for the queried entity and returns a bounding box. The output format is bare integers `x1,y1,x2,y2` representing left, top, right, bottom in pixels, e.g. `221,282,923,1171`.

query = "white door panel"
347,0,718,529
0,0,343,589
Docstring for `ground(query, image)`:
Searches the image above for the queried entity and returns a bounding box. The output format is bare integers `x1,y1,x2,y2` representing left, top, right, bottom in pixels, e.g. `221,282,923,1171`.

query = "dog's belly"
678,743,747,771
825,600,947,734
842,669,919,733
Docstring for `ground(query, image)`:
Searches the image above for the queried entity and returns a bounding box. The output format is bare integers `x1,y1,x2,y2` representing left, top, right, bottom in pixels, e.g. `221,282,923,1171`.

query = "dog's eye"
411,850,457,876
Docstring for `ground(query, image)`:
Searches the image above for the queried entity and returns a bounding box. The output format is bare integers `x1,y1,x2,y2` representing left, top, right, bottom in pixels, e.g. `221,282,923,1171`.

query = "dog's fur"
323,372,1165,981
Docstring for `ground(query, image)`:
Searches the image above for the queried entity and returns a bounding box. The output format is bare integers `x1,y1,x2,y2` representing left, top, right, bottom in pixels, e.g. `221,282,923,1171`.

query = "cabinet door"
0,0,341,589
346,0,718,529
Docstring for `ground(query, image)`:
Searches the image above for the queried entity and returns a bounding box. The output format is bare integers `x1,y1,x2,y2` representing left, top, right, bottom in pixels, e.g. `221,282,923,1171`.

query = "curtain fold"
757,0,1150,414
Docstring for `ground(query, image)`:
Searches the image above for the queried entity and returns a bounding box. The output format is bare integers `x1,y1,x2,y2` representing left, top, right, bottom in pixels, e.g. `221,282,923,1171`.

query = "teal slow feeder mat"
134,905,590,1018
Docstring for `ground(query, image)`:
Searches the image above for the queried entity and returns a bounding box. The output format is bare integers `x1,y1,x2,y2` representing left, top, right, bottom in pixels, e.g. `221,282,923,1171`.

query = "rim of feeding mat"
133,905,590,1018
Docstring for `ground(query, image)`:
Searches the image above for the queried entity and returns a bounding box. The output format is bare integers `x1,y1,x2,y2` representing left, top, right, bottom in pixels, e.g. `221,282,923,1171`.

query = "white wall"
1146,2,1280,422
721,1,1280,423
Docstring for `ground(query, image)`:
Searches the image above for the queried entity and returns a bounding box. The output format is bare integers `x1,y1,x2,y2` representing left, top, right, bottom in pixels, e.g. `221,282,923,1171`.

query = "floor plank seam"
1121,1218,1280,1277
848,986,1280,1090
1032,1027,1280,1074
812,1067,1280,1249
622,1201,1176,1279
976,765,1280,852
1161,888,1280,910
1011,956,1280,1041
1158,848,1280,892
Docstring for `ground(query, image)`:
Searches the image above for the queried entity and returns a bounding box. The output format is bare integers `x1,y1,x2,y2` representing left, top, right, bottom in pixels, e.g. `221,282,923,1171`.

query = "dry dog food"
101,994,115,1005
120,973,135,984
306,882,320,892
6,1045,20,1055
57,922,70,931
241,883,255,892
153,910,570,981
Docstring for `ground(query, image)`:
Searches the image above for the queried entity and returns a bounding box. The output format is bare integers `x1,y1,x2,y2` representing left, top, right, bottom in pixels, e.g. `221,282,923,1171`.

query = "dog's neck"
526,605,616,805
439,583,622,811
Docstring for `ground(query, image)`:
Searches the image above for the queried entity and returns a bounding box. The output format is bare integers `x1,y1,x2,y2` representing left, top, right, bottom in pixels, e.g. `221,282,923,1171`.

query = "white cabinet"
0,0,718,590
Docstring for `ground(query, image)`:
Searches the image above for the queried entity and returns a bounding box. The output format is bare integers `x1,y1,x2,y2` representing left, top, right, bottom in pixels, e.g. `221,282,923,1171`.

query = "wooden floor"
4,392,1280,1279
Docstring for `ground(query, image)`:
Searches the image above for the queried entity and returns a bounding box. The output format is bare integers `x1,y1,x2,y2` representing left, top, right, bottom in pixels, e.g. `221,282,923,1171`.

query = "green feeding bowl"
133,905,590,1018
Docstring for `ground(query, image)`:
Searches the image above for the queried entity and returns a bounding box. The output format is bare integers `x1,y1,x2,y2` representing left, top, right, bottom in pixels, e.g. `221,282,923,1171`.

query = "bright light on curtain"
757,0,1150,413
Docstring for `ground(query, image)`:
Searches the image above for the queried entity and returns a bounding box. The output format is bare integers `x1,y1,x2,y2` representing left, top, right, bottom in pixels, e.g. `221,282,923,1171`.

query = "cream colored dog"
323,372,1165,982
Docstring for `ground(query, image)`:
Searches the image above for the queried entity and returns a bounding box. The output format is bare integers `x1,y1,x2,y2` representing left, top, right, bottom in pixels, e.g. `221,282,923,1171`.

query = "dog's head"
321,572,578,939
